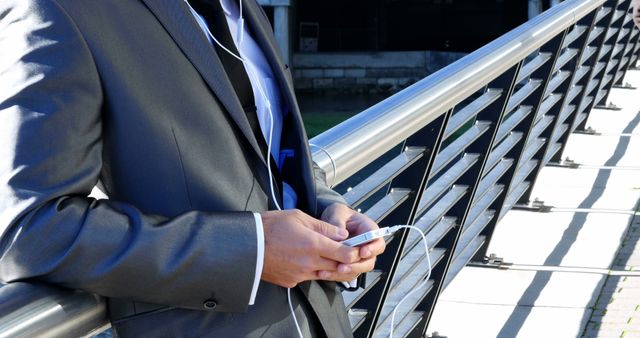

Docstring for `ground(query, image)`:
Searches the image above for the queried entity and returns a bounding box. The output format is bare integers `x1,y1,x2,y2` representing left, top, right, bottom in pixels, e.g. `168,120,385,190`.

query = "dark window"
295,0,528,52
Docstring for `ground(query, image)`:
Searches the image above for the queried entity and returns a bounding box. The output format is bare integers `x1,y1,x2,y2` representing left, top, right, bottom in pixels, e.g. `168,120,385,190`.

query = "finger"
359,245,372,259
289,265,337,285
275,271,319,288
343,258,376,275
316,270,337,280
317,268,356,281
309,256,340,272
306,216,349,241
346,214,378,234
359,238,385,259
323,258,376,282
315,237,360,264
322,211,346,229
316,269,359,281
327,273,361,283
312,260,353,282
320,203,355,228
297,272,324,285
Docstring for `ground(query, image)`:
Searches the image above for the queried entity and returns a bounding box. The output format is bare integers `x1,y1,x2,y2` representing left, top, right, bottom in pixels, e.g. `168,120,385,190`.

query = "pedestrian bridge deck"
428,68,640,338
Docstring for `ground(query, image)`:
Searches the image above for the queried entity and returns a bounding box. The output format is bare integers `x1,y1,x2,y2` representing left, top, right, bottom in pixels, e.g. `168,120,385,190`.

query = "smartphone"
341,227,398,247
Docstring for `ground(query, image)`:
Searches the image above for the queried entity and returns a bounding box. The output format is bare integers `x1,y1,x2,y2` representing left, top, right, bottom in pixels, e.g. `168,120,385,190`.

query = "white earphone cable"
387,225,432,338
238,0,245,44
287,287,305,338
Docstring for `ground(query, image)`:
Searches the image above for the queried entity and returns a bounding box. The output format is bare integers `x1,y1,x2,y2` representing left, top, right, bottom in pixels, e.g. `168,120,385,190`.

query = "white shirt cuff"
249,213,265,305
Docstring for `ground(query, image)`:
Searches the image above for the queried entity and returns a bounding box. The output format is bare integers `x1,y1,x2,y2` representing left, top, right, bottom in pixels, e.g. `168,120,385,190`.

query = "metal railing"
0,283,107,338
311,0,639,336
1,0,639,337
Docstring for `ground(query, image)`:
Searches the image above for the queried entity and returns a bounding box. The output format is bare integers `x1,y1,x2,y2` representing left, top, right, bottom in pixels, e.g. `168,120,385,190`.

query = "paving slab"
529,184,639,211
582,70,640,135
583,214,640,338
561,135,640,168
584,112,640,136
428,301,590,338
427,302,517,338
488,210,631,269
439,267,604,309
533,166,640,190
581,106,640,136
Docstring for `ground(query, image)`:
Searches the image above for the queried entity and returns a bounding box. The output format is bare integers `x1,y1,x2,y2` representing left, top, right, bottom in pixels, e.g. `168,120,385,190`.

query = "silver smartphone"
341,227,398,247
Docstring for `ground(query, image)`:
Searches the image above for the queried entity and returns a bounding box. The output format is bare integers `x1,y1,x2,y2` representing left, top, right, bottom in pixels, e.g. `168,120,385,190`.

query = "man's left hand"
317,203,386,282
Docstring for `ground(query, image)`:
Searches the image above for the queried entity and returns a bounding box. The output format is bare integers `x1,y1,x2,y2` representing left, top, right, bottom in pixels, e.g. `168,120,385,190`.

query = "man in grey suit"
0,0,385,337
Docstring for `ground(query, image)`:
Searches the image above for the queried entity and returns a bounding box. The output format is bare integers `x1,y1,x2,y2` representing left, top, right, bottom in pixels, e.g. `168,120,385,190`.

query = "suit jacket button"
203,299,217,310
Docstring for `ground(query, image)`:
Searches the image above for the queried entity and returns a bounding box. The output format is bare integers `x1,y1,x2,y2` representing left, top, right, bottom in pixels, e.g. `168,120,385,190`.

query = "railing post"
610,1,639,86
579,0,618,124
350,115,449,338
501,33,568,207
570,0,622,130
412,64,522,336
471,32,571,265
555,1,614,160
548,8,601,163
594,0,634,109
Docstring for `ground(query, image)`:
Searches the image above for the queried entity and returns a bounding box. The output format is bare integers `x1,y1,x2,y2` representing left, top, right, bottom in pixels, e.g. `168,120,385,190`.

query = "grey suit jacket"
0,0,352,336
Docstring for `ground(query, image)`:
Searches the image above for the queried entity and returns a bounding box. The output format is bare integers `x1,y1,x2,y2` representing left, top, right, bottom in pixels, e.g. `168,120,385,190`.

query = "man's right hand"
260,209,360,288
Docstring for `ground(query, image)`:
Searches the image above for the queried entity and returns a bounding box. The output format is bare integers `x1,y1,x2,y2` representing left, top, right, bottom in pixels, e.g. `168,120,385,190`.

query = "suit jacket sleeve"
0,0,257,313
313,162,350,216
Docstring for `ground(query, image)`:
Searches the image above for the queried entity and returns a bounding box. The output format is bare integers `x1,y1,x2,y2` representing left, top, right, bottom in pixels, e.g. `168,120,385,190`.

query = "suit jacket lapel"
140,0,267,167
243,0,319,215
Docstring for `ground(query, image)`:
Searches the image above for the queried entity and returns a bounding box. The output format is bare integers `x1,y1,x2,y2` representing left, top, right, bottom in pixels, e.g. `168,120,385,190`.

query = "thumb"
307,218,349,241
323,214,347,229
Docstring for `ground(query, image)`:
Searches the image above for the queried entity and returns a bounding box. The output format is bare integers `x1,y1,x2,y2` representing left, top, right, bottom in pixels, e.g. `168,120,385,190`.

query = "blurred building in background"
259,0,562,93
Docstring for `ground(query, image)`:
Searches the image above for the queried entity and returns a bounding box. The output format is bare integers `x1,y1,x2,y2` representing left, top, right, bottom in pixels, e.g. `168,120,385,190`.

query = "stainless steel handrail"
310,0,606,187
0,283,107,338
